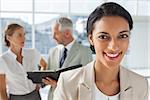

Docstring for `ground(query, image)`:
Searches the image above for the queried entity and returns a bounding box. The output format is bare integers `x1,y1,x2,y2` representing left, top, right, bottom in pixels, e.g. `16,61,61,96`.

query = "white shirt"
0,48,41,95
94,83,120,100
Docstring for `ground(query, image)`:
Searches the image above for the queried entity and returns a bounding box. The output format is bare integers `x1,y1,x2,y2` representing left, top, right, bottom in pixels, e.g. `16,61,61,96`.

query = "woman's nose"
107,39,119,52
23,36,25,41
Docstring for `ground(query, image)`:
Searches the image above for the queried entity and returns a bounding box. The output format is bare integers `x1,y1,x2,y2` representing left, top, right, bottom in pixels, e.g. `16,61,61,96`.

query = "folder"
27,64,82,84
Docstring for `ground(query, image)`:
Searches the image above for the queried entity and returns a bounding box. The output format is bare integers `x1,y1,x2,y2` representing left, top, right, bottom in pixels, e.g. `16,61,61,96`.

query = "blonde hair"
4,23,23,47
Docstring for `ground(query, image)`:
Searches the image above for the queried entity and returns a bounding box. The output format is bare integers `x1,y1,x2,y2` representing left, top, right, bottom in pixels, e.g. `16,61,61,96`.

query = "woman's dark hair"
86,2,133,53
4,23,23,47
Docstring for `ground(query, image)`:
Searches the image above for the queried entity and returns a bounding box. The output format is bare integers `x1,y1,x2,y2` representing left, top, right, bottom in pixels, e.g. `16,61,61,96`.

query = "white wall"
148,17,150,69
123,16,149,69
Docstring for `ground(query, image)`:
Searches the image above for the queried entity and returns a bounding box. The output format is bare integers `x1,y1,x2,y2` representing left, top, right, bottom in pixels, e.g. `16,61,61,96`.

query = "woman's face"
7,28,25,48
89,16,130,68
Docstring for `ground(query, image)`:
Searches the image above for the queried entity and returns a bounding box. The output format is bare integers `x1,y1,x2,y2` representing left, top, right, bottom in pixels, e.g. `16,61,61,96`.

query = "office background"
0,0,150,99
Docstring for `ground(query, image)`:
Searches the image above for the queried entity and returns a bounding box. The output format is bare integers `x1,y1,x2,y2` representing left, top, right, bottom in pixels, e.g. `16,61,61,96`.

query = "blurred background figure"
0,23,47,100
43,17,93,100
75,18,87,43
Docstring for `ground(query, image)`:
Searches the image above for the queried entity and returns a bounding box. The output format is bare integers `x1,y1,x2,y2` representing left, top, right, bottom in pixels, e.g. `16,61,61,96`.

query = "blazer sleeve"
53,73,66,100
0,58,7,74
47,47,58,70
146,81,149,100
47,51,51,70
47,49,53,70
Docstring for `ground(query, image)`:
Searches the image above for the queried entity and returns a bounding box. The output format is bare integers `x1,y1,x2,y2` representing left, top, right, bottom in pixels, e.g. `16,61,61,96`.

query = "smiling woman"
53,2,149,100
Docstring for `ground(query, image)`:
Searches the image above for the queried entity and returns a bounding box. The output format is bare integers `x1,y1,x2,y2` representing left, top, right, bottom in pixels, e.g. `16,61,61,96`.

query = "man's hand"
35,84,41,91
42,77,57,87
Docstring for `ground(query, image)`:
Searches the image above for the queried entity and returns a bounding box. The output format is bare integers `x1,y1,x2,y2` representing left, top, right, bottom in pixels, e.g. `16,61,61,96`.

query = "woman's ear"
88,34,96,54
6,35,11,41
88,34,94,45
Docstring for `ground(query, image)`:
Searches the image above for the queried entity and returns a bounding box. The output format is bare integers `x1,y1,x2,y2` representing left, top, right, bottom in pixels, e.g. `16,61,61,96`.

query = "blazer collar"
120,67,133,99
56,45,63,68
62,41,79,67
78,61,95,100
78,61,133,100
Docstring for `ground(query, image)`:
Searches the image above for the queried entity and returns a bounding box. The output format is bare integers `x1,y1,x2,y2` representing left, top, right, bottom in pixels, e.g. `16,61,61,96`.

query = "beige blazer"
54,61,149,100
47,41,93,70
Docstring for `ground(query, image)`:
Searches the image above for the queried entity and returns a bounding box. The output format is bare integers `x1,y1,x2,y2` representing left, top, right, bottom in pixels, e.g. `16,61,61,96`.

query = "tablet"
27,64,82,84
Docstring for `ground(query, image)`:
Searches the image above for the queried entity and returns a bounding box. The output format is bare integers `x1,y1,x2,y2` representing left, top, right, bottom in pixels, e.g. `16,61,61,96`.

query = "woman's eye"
17,34,22,37
19,33,25,37
119,34,129,39
98,35,109,40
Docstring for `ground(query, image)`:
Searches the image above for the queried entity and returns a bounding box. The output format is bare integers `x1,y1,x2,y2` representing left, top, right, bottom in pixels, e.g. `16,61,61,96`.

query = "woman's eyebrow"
97,31,109,34
119,30,130,34
96,30,130,35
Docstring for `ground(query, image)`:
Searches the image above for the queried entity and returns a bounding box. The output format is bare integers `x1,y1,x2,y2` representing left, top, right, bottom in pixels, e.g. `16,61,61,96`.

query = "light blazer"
47,41,93,70
54,61,149,100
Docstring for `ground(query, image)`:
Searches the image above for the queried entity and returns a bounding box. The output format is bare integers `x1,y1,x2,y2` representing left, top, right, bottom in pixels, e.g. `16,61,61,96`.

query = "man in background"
43,17,93,100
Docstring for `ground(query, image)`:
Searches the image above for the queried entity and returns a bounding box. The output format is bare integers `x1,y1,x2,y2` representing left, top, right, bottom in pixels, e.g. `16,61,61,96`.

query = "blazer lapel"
52,46,62,69
78,83,92,100
78,61,95,100
62,41,79,67
77,63,133,100
56,48,61,68
120,67,133,100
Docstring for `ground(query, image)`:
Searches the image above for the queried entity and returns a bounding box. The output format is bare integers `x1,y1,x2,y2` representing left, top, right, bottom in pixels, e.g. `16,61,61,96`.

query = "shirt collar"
8,48,17,59
8,48,24,60
65,39,75,51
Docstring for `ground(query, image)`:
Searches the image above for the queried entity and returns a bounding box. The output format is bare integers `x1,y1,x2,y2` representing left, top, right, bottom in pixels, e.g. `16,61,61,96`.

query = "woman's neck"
10,47,22,57
94,61,120,96
94,61,120,83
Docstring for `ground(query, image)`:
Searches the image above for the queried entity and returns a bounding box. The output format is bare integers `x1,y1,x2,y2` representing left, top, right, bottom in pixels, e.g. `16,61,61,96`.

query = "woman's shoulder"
60,66,89,85
0,51,10,60
56,66,85,91
121,67,148,92
22,48,39,55
0,54,8,73
121,67,147,80
59,62,93,83
60,66,84,80
0,55,6,63
121,67,149,96
23,48,38,52
48,45,63,54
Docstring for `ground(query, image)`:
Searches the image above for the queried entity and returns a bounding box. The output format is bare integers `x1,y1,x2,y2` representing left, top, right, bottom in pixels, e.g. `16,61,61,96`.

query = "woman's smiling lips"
104,52,122,60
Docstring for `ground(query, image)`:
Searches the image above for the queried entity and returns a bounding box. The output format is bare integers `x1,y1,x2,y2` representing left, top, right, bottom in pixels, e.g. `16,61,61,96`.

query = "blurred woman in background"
0,23,47,100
